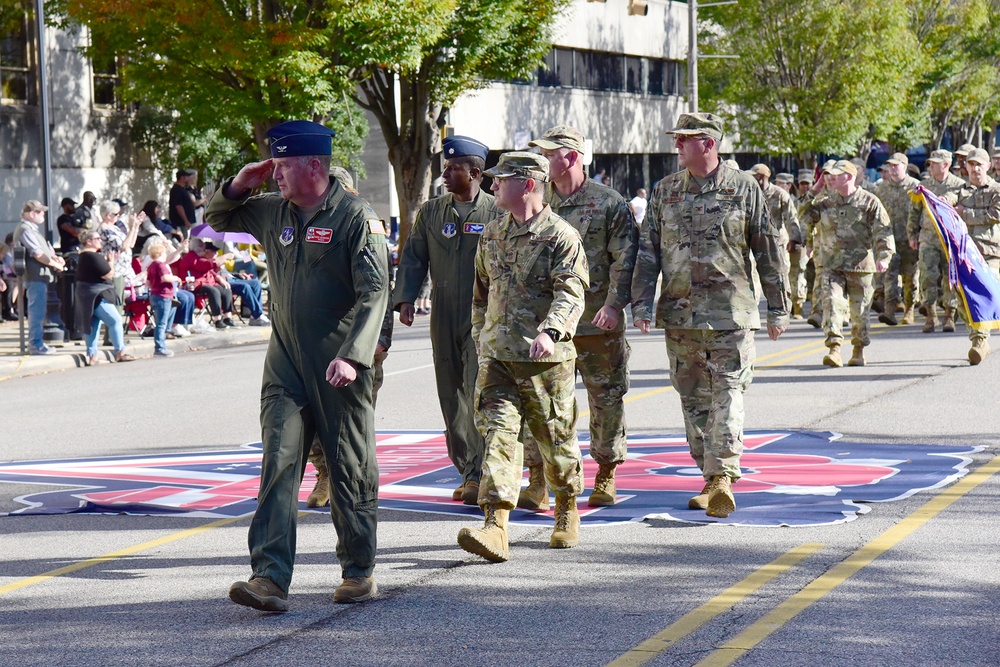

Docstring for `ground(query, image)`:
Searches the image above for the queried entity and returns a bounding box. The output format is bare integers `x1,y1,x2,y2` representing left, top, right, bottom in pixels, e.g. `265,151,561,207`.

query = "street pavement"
1,311,999,667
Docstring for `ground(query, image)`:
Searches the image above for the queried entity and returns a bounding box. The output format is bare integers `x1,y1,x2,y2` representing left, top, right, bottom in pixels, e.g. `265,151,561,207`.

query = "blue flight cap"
442,135,489,161
267,120,336,158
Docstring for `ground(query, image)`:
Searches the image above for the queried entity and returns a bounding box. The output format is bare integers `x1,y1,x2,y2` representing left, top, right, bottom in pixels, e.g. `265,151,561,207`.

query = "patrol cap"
483,151,550,181
775,172,794,184
991,146,1000,158
797,169,815,183
955,143,976,157
60,197,77,207
330,166,355,192
927,149,952,163
820,159,837,174
827,159,857,177
966,148,991,165
442,135,489,160
267,120,336,158
665,113,724,141
529,126,586,153
22,199,47,213
885,152,909,166
749,163,771,177
850,157,867,170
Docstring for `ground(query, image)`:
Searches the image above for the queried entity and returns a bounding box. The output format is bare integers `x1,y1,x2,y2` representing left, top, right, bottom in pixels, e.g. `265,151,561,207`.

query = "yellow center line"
0,515,247,596
693,454,1000,667
606,542,825,667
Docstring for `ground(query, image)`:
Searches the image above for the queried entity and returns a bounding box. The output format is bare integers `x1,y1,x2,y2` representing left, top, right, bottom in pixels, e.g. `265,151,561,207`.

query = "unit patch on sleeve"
304,227,333,244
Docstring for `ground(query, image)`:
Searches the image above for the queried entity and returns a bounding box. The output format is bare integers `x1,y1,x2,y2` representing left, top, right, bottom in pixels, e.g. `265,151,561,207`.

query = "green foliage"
0,0,26,35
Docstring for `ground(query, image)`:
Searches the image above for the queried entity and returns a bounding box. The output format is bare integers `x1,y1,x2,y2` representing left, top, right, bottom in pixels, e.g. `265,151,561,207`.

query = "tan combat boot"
516,464,549,511
461,480,480,506
791,302,804,320
452,481,466,501
588,463,617,507
941,308,956,332
822,344,843,367
878,302,898,326
806,308,822,329
229,577,289,612
457,505,510,563
334,576,378,604
847,344,866,367
550,494,580,548
922,304,938,333
306,453,331,508
689,481,712,510
969,339,991,366
706,475,736,518
901,304,916,325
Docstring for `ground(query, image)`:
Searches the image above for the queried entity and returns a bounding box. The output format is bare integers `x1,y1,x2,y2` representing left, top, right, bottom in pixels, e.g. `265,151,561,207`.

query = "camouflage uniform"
875,174,921,312
631,162,789,481
472,204,589,507
800,188,895,349
956,177,1000,345
761,181,802,291
520,180,638,469
393,190,501,486
907,171,965,310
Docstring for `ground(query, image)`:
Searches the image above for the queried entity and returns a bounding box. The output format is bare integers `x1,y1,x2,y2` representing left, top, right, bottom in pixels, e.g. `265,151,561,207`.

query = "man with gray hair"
13,200,66,355
457,151,588,562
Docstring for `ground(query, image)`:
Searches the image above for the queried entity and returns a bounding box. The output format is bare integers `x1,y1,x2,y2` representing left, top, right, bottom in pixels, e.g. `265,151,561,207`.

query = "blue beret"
267,120,336,158
442,135,489,161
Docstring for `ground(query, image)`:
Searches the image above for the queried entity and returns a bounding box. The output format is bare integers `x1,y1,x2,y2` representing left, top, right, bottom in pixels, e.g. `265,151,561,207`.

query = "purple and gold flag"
913,184,1000,332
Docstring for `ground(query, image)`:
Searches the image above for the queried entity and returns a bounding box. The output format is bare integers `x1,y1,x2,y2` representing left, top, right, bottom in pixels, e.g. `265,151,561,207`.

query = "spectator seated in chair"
170,237,237,330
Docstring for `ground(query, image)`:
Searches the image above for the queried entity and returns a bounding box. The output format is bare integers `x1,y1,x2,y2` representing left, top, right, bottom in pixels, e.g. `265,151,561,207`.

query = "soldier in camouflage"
774,172,795,195
802,161,837,329
953,144,975,183
800,160,895,367
515,125,638,511
750,164,801,302
907,149,965,334
955,148,1000,365
457,151,589,563
874,153,921,325
631,113,789,519
393,136,501,505
790,169,815,319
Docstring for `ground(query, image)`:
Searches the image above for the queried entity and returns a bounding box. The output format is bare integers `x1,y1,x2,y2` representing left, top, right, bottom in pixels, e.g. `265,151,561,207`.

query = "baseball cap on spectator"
749,164,771,177
23,200,48,213
528,126,587,153
965,148,991,165
885,152,908,166
176,168,195,179
60,197,77,207
665,113,725,141
927,149,952,163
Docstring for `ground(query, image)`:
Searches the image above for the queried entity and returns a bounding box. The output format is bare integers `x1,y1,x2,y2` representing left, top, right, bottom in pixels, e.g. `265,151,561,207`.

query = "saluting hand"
230,159,274,196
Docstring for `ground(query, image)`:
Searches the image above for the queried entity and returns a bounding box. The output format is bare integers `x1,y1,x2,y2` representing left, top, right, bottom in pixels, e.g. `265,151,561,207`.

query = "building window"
91,50,122,109
625,56,643,94
1,8,33,105
529,47,682,96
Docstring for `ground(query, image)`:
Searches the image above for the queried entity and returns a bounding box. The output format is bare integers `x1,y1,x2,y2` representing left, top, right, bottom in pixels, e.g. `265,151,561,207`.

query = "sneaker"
154,349,175,358
170,324,190,338
215,319,230,330
229,577,289,612
30,345,54,356
249,314,271,326
222,317,238,328
334,576,377,604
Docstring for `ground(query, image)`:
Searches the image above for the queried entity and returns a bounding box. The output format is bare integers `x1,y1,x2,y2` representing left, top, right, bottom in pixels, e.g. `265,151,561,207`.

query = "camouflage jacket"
393,188,500,330
472,205,589,362
800,187,895,273
875,175,921,244
545,179,638,336
907,173,965,245
762,182,802,245
957,178,1000,260
631,163,790,330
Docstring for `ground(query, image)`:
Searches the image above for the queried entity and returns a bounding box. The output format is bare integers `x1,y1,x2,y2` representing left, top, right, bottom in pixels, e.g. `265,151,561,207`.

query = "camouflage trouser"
821,270,873,348
475,357,583,509
309,347,387,480
968,255,1000,344
882,240,919,308
664,328,755,480
918,241,955,309
788,246,809,306
808,260,825,319
522,330,630,468
777,229,791,291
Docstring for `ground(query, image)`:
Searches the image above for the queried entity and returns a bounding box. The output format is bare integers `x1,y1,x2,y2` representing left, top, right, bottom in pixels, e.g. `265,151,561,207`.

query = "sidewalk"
0,317,270,381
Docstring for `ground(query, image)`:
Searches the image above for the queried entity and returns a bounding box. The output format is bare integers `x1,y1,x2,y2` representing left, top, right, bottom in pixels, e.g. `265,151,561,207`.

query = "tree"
345,0,572,247
698,0,921,164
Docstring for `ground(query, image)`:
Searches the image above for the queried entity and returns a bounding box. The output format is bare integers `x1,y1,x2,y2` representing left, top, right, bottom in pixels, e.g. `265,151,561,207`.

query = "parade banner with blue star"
914,184,1000,332
0,431,981,527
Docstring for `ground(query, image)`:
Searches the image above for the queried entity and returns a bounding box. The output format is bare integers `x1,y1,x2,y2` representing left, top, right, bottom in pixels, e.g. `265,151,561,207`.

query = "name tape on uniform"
305,227,333,244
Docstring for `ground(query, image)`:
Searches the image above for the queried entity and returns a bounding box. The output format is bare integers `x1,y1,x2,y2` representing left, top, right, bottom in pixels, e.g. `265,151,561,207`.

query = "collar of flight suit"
288,176,348,219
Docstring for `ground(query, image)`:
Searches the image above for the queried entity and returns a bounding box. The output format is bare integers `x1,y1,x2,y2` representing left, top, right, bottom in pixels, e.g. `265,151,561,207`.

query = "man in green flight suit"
206,120,390,612
457,151,589,562
394,135,501,505
521,125,638,510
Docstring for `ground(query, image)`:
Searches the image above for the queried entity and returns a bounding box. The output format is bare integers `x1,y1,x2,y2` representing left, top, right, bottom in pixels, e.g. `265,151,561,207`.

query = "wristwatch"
542,328,561,341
